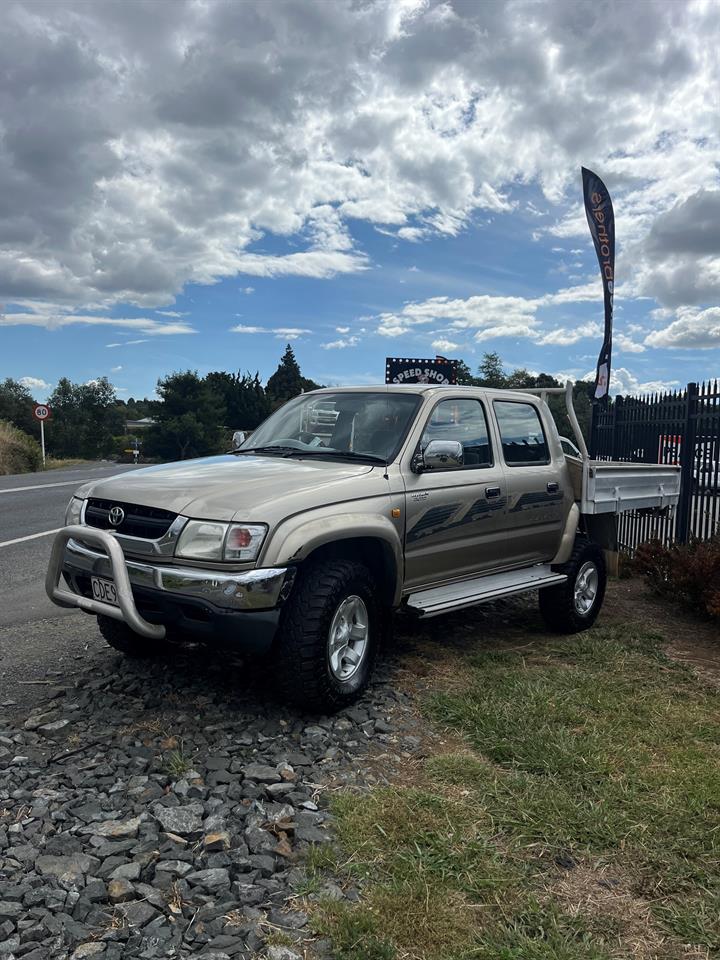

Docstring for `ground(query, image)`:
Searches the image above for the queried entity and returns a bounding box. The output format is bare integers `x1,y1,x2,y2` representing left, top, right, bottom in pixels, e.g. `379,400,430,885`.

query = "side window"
421,399,493,468
494,401,550,466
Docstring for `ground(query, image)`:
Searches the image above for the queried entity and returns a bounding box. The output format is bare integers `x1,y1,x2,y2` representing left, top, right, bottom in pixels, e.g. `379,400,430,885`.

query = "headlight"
65,496,85,525
175,521,267,562
176,520,228,561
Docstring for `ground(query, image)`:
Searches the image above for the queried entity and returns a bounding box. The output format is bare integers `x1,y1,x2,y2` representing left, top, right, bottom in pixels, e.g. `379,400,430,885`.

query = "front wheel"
539,540,606,633
275,559,380,711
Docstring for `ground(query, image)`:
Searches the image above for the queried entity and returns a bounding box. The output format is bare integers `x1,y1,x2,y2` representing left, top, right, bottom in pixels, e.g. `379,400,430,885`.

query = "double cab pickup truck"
47,383,680,710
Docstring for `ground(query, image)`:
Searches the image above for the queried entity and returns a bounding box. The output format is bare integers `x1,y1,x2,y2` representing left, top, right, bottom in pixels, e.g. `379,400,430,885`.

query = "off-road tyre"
539,539,606,634
97,615,168,658
276,559,381,712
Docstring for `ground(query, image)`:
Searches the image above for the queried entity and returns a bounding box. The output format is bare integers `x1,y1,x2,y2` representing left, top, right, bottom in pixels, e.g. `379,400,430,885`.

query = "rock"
71,945,106,958
266,947,303,960
109,862,141,881
242,763,281,783
245,825,276,855
185,868,230,892
0,903,22,919
277,762,296,782
153,860,193,879
268,908,308,929
83,880,108,903
152,803,204,835
79,816,141,839
36,719,71,738
203,830,231,852
35,853,100,884
107,879,134,904
295,824,332,843
23,710,57,731
118,900,157,928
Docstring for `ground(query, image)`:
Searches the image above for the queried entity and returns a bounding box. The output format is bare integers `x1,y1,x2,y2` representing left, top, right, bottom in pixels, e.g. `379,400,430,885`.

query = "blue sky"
1,1,718,402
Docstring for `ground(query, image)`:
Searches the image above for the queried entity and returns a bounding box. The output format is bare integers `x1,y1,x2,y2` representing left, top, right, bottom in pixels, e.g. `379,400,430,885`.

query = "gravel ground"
0,642,422,960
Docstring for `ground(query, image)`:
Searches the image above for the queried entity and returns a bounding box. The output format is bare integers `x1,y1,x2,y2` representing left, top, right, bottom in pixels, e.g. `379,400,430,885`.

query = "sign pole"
33,404,51,469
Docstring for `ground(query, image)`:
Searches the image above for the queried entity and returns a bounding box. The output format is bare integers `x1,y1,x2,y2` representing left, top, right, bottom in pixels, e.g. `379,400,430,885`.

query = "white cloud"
230,324,311,340
322,336,360,349
156,310,189,318
377,294,541,342
230,324,266,334
0,0,715,319
106,339,149,347
335,326,350,334
537,322,602,346
431,338,459,352
111,365,123,372
18,376,52,391
1,311,195,335
644,306,720,350
241,287,255,295
607,367,680,396
615,333,646,354
273,327,311,337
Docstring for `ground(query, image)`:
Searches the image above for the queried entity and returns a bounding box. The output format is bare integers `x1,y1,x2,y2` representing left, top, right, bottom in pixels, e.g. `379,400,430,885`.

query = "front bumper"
46,525,294,652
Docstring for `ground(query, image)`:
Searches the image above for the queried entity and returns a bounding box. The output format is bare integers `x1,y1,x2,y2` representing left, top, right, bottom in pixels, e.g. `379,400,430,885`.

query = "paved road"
0,463,140,711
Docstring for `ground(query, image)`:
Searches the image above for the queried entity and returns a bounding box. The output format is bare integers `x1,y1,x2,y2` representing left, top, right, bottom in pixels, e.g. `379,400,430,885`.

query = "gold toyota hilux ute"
47,384,681,711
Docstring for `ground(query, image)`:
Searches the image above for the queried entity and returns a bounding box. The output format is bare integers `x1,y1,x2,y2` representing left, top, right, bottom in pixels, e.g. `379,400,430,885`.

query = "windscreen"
240,392,420,461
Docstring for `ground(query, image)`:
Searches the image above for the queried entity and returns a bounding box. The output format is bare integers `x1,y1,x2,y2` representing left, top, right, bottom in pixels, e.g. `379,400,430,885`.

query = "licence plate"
91,576,119,607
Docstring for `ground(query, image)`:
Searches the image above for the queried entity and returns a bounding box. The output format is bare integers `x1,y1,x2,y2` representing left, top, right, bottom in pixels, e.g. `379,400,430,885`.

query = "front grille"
85,498,177,540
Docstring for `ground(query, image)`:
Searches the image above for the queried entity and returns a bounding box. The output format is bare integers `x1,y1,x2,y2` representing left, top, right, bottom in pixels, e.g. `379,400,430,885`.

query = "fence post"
676,382,698,544
589,403,598,458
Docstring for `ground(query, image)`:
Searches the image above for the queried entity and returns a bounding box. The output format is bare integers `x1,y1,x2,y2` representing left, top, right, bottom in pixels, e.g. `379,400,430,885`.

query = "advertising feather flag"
582,167,615,402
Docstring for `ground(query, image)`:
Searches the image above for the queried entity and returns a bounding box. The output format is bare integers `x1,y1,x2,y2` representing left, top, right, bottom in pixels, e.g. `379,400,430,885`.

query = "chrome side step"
405,564,567,618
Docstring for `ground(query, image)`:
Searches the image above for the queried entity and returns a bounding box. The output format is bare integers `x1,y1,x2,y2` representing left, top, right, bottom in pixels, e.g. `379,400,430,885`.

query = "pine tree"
266,344,304,404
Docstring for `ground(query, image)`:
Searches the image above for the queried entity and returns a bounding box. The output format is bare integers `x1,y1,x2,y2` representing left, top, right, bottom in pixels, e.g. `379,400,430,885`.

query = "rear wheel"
97,615,168,658
539,540,606,633
276,559,381,711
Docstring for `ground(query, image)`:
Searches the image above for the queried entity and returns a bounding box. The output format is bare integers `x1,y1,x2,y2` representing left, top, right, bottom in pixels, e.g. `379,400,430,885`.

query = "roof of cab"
306,383,544,402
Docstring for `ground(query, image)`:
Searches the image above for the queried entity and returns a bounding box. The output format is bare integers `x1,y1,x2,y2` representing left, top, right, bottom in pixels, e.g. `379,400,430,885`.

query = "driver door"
403,396,507,590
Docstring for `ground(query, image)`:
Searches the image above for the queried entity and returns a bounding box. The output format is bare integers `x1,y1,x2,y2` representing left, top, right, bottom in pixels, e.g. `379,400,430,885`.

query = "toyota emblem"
109,506,125,527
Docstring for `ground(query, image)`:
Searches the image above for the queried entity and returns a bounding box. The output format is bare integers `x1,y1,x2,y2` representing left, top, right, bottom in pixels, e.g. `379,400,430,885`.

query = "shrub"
635,536,720,621
0,420,43,475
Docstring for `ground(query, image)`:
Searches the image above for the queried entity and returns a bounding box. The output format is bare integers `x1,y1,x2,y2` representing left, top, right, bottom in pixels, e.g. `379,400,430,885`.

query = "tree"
266,344,304,405
0,378,38,437
205,371,272,429
145,371,226,460
476,351,507,388
455,360,479,386
47,377,124,458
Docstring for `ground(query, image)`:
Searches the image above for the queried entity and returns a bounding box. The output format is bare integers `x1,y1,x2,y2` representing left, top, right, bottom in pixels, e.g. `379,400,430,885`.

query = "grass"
164,744,193,778
313,623,720,959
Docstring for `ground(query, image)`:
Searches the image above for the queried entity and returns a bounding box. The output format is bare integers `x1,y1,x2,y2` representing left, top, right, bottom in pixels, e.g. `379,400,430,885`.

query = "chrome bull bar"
46,525,166,640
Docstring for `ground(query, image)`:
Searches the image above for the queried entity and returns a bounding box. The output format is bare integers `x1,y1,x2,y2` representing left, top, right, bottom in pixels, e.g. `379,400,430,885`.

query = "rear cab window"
420,398,493,468
493,400,550,466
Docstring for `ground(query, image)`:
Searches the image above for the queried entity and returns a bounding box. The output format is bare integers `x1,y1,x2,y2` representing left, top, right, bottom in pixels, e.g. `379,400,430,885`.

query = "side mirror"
412,439,464,473
231,430,247,451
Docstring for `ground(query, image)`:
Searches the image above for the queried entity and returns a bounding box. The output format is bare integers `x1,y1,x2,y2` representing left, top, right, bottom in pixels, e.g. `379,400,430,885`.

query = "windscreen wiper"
232,446,300,457
298,449,387,465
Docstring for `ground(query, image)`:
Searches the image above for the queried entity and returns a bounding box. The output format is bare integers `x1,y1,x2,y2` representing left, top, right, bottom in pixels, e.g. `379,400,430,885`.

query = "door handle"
547,481,559,493
485,485,501,498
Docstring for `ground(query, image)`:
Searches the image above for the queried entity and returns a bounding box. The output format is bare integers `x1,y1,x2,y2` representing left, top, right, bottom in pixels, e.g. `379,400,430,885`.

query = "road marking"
0,479,92,495
0,527,63,549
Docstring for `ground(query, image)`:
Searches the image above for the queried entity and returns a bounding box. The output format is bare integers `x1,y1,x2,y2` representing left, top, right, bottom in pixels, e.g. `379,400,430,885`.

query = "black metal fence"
590,380,720,553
